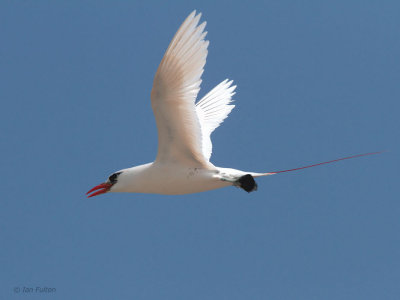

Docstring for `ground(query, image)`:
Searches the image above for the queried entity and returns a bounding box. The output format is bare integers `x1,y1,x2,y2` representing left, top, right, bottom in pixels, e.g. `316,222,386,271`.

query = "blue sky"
1,1,399,299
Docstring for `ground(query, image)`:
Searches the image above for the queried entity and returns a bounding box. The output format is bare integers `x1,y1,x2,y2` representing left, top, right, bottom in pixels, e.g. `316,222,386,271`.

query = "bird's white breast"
111,162,232,195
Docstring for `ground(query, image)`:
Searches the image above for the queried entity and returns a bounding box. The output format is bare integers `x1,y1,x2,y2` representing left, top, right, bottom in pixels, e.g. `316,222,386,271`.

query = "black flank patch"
236,174,258,193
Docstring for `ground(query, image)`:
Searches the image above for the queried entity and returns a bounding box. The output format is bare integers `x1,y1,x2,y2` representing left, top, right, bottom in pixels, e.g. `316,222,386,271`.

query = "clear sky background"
1,1,399,299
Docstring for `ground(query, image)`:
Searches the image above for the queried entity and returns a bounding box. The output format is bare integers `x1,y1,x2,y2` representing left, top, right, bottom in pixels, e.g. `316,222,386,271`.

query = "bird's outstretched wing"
151,11,210,167
196,79,236,161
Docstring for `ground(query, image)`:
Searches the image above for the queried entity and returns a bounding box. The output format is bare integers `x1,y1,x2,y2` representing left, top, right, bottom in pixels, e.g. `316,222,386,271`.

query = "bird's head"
86,171,122,198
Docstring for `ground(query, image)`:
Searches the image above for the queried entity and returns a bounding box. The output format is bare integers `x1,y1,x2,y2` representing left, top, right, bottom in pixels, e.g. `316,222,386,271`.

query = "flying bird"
87,11,381,198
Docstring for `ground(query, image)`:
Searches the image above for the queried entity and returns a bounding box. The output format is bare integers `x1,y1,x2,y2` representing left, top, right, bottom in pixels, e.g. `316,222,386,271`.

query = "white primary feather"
196,79,236,161
151,11,210,167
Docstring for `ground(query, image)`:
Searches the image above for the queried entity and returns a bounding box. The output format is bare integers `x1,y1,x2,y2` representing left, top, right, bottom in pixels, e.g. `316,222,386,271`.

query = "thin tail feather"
257,151,384,176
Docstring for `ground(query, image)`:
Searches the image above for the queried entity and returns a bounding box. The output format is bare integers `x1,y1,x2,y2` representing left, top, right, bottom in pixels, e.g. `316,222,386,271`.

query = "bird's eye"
108,172,121,184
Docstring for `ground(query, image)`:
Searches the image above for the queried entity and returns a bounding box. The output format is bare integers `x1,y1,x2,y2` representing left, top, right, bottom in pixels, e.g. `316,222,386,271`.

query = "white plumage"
151,12,236,165
151,11,209,166
87,11,375,197
196,79,236,161
87,11,270,196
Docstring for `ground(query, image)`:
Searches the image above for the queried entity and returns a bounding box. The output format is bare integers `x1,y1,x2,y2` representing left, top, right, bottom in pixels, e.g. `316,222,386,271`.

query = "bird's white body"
111,160,269,195
112,163,240,195
87,11,376,198
87,11,272,196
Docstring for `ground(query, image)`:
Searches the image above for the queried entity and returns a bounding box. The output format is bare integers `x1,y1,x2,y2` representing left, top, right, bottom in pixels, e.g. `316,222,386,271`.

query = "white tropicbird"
87,11,381,198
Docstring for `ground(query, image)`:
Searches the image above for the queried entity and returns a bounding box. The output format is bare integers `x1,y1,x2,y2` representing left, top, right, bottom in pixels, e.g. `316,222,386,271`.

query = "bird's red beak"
86,183,112,198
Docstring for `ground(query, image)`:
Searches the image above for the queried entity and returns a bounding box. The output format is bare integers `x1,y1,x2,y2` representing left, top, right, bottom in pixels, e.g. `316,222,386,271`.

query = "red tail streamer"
270,151,384,174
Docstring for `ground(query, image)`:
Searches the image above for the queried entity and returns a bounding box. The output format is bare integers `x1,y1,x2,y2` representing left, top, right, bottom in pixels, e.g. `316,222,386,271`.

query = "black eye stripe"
108,172,122,184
